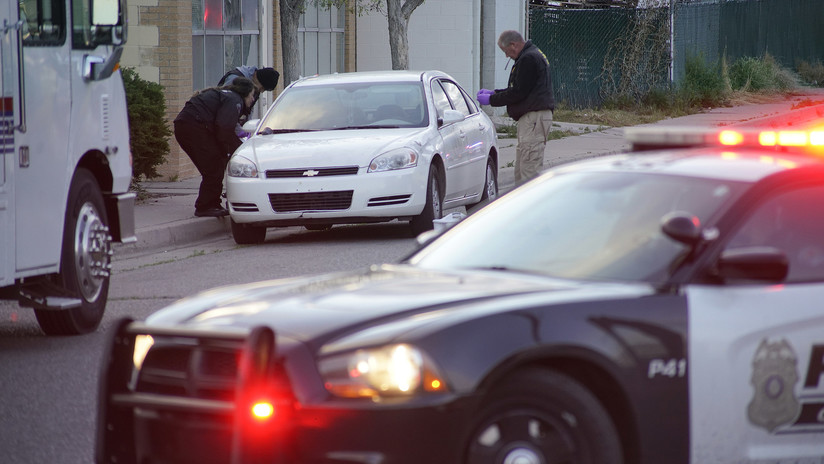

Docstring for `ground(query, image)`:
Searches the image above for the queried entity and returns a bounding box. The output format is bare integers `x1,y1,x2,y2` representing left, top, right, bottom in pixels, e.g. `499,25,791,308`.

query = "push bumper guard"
96,318,289,464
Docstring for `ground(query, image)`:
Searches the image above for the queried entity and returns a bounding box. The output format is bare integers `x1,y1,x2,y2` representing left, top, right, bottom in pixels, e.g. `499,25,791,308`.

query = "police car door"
0,1,19,287
687,184,824,463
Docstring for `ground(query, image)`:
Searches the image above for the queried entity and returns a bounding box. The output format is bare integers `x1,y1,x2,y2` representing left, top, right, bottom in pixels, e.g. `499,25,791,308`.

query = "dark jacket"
489,40,555,121
174,88,246,155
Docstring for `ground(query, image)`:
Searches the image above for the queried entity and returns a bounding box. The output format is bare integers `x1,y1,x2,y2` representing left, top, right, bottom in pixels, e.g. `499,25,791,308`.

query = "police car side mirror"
661,211,702,246
716,246,788,283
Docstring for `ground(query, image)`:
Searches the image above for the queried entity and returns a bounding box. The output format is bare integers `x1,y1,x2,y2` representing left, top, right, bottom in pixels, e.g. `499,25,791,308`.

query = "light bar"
625,127,824,153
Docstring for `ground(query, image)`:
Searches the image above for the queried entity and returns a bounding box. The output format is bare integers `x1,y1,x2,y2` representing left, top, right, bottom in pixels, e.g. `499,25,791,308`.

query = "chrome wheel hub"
503,447,542,464
74,202,112,301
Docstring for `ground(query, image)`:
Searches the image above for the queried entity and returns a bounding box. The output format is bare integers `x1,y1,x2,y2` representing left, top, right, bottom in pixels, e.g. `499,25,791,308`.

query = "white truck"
0,0,134,335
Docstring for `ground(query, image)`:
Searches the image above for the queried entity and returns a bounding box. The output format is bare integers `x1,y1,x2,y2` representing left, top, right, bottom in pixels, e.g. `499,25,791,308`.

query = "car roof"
289,70,451,87
554,148,824,183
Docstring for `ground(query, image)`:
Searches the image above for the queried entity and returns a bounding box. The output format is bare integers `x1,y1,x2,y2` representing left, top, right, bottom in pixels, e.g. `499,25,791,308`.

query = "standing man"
477,30,555,186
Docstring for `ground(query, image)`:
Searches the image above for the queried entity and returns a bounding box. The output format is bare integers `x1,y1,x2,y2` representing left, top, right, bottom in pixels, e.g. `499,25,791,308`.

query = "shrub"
728,54,799,92
678,54,728,108
797,60,824,87
122,67,171,180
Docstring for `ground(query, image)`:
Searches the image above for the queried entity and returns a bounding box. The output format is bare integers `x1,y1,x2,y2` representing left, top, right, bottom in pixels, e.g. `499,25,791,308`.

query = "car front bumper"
226,167,429,226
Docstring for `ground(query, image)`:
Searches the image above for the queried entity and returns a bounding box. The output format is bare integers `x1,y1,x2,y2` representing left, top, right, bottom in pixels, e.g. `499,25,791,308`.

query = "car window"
261,81,427,131
431,81,451,120
440,80,471,117
461,87,479,114
726,186,824,283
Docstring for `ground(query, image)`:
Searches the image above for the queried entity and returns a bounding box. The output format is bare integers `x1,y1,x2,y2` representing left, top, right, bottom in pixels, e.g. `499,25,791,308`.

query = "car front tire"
35,169,110,335
231,219,267,244
410,165,443,235
464,368,623,464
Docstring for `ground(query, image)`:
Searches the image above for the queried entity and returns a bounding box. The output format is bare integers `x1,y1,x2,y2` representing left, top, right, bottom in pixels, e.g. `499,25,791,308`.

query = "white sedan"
226,70,499,244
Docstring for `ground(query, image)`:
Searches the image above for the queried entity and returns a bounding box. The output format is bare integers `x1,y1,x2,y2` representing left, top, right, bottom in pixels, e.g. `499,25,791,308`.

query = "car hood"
238,128,429,169
145,264,654,347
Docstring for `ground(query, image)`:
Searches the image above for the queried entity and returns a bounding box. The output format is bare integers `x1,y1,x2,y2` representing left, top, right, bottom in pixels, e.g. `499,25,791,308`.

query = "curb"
114,215,231,257
733,103,824,129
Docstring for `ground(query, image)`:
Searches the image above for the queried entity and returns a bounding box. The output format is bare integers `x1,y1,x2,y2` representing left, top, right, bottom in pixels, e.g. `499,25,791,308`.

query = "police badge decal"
747,338,801,432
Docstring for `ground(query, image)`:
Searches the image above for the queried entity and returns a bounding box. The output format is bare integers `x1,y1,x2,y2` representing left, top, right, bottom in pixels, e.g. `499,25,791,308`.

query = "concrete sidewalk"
115,89,824,258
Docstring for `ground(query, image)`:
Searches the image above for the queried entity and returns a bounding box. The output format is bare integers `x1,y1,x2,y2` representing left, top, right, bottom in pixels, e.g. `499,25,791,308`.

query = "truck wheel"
231,219,267,244
35,169,110,335
409,165,443,235
464,368,622,464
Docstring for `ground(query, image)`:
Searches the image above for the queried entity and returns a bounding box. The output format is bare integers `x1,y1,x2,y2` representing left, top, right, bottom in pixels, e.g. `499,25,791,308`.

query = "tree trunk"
386,0,425,70
280,0,304,86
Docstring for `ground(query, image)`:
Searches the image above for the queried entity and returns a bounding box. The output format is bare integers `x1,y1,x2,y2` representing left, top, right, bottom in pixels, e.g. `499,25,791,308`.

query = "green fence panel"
530,0,824,108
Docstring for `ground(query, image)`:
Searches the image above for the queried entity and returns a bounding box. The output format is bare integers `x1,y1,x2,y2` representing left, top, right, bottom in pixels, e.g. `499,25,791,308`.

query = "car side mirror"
716,246,788,283
242,119,260,133
438,109,464,127
661,211,702,246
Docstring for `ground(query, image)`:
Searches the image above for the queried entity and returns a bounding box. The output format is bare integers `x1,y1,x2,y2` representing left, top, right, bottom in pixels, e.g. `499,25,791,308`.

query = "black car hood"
145,264,652,346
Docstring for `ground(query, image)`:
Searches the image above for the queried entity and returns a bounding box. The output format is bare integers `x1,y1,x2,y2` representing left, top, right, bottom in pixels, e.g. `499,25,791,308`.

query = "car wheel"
409,165,443,235
231,219,267,244
35,169,110,335
464,368,622,464
305,224,333,231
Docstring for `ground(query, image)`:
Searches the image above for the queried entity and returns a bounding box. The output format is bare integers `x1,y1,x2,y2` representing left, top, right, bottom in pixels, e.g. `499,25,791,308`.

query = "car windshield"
260,81,428,132
409,170,747,284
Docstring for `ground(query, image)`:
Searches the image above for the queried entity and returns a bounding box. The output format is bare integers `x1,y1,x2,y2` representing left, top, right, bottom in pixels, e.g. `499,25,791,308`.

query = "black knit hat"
256,68,279,91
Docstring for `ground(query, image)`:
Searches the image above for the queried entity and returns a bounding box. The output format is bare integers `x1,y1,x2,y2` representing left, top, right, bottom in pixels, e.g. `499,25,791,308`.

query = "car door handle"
459,130,466,139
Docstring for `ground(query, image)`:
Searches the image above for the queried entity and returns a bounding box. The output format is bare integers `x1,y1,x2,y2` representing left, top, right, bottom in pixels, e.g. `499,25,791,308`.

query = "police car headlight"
319,344,448,398
368,148,418,172
228,155,259,178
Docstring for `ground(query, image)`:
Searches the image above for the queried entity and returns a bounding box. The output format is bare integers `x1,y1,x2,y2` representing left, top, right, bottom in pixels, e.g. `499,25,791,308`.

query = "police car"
97,127,824,464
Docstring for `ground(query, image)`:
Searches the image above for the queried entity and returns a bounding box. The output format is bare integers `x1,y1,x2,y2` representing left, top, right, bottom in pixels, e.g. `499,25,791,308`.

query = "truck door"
0,0,19,287
15,0,72,274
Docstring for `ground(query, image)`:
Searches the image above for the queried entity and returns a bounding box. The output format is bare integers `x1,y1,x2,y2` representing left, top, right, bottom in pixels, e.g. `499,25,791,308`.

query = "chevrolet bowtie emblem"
303,170,320,177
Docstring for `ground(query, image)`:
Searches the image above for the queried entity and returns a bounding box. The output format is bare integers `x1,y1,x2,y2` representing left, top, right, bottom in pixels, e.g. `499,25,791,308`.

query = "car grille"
269,191,353,212
136,343,239,401
367,194,411,207
265,166,359,178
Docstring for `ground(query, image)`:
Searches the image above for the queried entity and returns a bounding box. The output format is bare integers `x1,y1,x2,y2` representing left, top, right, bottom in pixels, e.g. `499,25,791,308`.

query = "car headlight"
318,344,448,398
228,155,259,178
368,148,418,172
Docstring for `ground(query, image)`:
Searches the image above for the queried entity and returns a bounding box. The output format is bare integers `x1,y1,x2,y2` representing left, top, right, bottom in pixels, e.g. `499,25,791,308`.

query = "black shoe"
194,206,229,217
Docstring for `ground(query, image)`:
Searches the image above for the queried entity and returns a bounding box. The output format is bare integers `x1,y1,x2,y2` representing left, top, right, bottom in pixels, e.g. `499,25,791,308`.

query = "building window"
192,0,260,90
299,3,345,76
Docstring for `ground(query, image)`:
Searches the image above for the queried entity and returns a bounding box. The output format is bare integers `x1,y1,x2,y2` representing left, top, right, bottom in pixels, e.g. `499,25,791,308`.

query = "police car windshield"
410,171,747,284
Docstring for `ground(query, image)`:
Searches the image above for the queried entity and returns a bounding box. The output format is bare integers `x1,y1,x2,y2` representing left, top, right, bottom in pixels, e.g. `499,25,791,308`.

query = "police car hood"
145,264,654,345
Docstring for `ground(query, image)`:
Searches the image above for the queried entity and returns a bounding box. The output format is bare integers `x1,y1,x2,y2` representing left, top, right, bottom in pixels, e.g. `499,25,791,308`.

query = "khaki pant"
515,109,553,185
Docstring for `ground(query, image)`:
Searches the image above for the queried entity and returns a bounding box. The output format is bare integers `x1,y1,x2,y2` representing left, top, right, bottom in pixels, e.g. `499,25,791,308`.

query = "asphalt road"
0,222,418,463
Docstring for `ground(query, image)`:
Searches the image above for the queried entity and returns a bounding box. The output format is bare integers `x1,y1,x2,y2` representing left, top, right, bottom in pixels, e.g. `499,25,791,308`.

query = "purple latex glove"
238,130,251,139
477,89,493,105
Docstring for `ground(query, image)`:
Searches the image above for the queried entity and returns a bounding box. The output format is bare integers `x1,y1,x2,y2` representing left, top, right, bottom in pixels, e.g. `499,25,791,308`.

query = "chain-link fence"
529,0,824,108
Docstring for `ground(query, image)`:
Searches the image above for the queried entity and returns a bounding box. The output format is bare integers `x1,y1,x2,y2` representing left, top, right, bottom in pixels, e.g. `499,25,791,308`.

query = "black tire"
471,158,498,209
409,165,443,235
464,368,623,464
231,219,267,244
35,169,110,335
